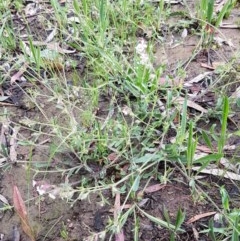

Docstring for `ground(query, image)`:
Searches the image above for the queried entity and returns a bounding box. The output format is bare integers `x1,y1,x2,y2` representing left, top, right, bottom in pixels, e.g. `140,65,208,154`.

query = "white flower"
135,39,148,54
135,38,153,69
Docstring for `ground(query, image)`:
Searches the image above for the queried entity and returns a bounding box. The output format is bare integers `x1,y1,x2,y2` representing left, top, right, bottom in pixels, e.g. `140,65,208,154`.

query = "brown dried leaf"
107,153,118,162
144,184,166,194
13,186,36,241
137,184,166,199
196,145,213,154
10,63,28,85
200,63,215,70
114,192,121,220
184,72,212,87
0,102,14,106
186,211,216,224
176,96,208,113
114,193,125,241
13,185,27,220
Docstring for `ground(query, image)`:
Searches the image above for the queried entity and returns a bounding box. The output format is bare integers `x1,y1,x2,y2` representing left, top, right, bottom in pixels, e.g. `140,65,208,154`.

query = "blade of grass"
194,153,223,174
231,215,240,241
218,96,229,155
136,205,185,232
187,120,197,176
207,0,214,23
176,96,187,144
175,208,185,232
201,130,213,151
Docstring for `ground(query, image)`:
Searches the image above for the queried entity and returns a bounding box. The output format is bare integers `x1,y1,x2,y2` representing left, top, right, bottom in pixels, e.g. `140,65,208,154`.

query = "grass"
0,0,240,240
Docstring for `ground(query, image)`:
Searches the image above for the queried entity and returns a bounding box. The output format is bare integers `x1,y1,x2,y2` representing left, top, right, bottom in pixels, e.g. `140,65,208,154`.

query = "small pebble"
12,226,20,241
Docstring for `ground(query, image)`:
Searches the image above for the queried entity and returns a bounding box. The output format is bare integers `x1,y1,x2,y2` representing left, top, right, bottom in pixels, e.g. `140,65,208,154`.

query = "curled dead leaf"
187,211,216,224
175,96,208,113
13,186,36,241
10,63,28,85
107,153,118,162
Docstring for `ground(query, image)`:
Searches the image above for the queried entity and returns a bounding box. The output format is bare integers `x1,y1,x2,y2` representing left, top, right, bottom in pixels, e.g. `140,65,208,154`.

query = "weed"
60,223,69,240
202,187,240,240
197,0,236,48
217,96,229,156
0,14,17,51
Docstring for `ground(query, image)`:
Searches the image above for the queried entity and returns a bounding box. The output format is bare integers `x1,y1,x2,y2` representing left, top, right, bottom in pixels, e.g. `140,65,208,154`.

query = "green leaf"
194,153,223,164
233,130,240,136
180,96,187,140
207,0,214,23
216,0,235,27
201,130,213,150
208,219,217,241
133,153,161,163
220,186,229,212
163,205,171,224
187,120,197,175
132,175,141,192
194,153,223,174
73,0,80,14
175,208,185,231
136,205,185,232
118,206,135,231
236,98,240,108
231,214,240,241
218,96,229,155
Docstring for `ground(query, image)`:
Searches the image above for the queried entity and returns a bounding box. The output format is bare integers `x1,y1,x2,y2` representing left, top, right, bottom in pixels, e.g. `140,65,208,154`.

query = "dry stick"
0,102,15,106
42,215,63,241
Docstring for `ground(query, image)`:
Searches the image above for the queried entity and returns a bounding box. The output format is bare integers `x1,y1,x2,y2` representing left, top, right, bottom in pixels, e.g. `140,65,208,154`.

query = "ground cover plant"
1,0,240,240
